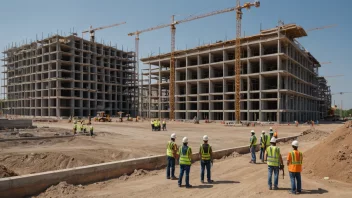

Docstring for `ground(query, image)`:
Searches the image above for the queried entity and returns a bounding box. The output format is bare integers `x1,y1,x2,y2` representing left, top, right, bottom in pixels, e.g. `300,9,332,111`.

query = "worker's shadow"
302,188,328,194
213,180,240,184
192,185,213,189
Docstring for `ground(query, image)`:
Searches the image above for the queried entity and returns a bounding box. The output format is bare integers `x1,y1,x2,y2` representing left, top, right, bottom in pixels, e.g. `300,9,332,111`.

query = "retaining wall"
0,119,33,129
0,135,299,198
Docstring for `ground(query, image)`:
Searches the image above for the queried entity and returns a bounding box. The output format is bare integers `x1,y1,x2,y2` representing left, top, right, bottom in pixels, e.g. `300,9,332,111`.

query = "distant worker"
157,119,161,131
249,130,257,164
260,130,269,163
269,127,274,139
287,140,303,195
162,119,167,131
178,137,193,188
77,123,81,133
274,130,278,139
199,135,213,183
154,119,160,131
73,122,77,135
151,120,154,131
265,137,284,190
89,126,94,136
295,121,298,127
166,133,178,180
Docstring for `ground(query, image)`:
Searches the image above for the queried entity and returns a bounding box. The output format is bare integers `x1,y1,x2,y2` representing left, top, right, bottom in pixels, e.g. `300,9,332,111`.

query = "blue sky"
0,0,351,109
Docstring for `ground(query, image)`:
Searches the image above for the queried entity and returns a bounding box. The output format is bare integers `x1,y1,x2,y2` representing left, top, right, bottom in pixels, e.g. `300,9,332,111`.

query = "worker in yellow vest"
73,123,77,135
77,123,81,133
154,119,159,131
287,140,303,194
249,130,257,164
166,133,178,180
260,130,270,163
265,137,284,190
162,119,167,131
157,119,161,131
199,135,213,183
178,137,192,188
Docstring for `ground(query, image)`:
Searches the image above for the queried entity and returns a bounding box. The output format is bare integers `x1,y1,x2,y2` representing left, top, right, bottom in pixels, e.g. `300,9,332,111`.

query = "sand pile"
298,128,331,142
0,165,18,178
303,121,352,183
34,181,82,198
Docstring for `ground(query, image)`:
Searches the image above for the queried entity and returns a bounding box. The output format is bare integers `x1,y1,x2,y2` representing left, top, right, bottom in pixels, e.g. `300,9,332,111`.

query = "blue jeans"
178,165,191,186
166,156,175,178
289,172,302,193
250,146,256,162
260,147,265,161
268,166,279,188
201,160,211,181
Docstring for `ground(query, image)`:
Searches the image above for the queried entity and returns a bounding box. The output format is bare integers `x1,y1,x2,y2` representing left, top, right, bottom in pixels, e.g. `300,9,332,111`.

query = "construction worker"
287,140,303,194
162,119,167,131
157,119,161,131
249,130,257,164
166,133,178,180
77,123,81,133
73,122,77,135
273,130,278,138
260,130,269,163
269,127,274,139
265,137,284,190
151,120,154,131
199,135,213,183
153,120,158,131
89,126,94,136
178,137,192,188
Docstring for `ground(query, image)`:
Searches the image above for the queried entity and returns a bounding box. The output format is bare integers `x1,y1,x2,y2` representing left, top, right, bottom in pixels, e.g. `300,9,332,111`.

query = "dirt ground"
0,120,341,175
34,124,352,198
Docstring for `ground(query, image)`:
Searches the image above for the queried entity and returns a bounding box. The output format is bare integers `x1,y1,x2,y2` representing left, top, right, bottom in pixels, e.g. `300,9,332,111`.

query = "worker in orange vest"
287,140,303,195
273,130,278,138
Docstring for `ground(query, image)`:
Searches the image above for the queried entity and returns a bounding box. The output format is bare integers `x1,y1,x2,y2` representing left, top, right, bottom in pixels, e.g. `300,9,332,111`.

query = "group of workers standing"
166,133,213,188
73,121,94,136
151,119,167,131
249,127,303,194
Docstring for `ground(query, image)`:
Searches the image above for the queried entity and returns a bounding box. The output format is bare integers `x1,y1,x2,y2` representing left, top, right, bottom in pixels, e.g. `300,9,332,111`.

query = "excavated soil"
0,165,18,178
303,121,352,183
298,128,331,142
34,181,82,198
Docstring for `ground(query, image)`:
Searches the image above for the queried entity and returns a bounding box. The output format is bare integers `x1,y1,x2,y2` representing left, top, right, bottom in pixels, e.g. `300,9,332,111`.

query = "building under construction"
1,35,138,117
140,24,331,123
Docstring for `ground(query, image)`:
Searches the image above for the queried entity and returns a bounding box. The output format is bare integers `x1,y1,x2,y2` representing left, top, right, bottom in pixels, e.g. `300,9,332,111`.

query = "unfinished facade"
141,24,326,123
317,77,331,119
1,35,138,117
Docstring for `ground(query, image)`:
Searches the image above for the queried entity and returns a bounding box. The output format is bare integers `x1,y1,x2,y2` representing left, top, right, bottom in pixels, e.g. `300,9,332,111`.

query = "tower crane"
306,24,337,32
82,22,126,42
332,92,352,95
128,1,260,120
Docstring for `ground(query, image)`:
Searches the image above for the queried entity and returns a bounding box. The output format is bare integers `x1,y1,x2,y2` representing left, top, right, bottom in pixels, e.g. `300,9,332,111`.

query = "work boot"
186,185,193,188
201,180,204,184
273,187,279,190
171,176,178,180
167,177,170,179
269,187,272,190
208,180,214,183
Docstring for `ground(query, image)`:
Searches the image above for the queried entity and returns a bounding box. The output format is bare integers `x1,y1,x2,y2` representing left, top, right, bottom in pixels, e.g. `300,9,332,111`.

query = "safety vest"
90,126,93,132
73,124,77,130
166,141,176,157
179,146,191,165
267,146,280,167
289,150,303,172
265,135,271,146
274,131,278,138
261,135,268,148
291,151,302,165
250,135,257,146
200,144,211,160
154,121,158,127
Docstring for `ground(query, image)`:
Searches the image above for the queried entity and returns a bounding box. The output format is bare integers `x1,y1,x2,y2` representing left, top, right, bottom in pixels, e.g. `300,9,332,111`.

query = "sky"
0,0,351,109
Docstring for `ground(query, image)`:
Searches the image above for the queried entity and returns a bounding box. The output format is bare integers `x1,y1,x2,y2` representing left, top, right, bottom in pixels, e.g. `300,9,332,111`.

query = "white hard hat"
270,137,277,143
171,133,176,139
182,137,188,143
203,135,208,141
262,130,265,134
292,140,299,147
270,127,272,130
251,130,255,133
90,126,93,128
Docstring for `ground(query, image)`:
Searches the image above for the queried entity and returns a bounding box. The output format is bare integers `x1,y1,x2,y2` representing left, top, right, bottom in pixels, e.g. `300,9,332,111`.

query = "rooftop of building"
140,23,320,66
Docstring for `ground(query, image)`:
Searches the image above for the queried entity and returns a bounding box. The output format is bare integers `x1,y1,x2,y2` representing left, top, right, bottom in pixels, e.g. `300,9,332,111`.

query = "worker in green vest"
178,137,192,188
260,130,270,163
90,126,94,136
73,123,77,135
154,119,159,131
249,130,257,164
269,127,274,139
265,137,284,190
199,135,213,183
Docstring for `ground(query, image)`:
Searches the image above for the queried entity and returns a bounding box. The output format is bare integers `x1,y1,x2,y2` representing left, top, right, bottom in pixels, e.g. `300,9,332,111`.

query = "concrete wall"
0,119,32,129
0,135,298,198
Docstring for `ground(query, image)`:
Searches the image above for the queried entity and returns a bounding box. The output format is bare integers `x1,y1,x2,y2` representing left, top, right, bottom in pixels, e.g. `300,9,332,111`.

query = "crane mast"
170,15,176,120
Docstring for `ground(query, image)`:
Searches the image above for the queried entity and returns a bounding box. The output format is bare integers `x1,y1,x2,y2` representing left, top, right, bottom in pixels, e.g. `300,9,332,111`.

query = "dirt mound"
0,165,18,178
218,152,242,160
298,128,331,142
34,181,83,198
303,121,352,183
